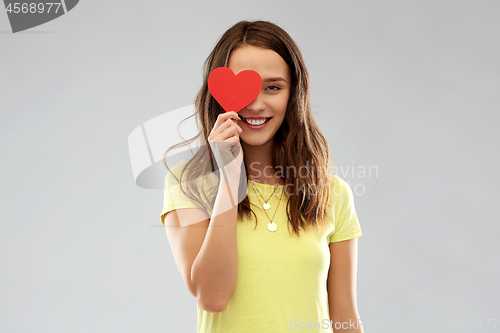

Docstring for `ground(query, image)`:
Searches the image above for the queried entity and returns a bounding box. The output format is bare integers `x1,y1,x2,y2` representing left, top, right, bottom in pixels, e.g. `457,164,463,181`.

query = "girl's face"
227,45,291,148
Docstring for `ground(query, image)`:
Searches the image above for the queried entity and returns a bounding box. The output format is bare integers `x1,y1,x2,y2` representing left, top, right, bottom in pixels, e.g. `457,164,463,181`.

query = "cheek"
270,95,289,113
279,100,289,116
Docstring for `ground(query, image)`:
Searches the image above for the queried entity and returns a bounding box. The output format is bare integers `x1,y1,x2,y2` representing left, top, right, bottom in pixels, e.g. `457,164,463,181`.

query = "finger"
210,125,237,143
219,115,242,135
210,113,233,138
219,126,239,141
225,113,243,132
209,112,242,141
224,111,240,122
227,120,242,135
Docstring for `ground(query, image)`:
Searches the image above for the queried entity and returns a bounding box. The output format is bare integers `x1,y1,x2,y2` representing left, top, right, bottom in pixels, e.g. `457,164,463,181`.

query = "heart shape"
208,67,262,112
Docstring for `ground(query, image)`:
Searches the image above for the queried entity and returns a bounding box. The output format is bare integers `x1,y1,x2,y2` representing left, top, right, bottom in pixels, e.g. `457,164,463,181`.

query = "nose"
244,91,265,112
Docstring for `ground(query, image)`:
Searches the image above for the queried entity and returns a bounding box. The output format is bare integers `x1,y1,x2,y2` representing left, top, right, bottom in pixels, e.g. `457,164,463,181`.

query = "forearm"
190,175,240,311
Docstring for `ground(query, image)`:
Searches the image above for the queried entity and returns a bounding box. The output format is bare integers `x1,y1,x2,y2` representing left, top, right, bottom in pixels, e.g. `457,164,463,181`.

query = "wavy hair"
163,20,334,236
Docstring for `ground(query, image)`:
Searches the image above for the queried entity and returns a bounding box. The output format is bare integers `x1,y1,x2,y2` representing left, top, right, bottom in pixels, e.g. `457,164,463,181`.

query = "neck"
241,139,283,185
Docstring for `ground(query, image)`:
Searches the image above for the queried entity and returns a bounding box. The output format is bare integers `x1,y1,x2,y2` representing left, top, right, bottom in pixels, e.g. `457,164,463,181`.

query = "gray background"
1,1,499,332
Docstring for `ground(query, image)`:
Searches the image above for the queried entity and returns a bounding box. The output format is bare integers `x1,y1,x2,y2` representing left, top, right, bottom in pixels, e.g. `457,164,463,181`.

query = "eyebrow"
262,77,287,83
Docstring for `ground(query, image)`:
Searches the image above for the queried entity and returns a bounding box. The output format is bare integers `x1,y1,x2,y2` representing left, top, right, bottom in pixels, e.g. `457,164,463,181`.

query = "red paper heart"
208,67,262,112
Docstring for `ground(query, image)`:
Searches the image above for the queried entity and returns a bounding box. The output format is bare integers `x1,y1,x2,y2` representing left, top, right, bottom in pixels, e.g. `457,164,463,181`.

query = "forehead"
228,45,290,81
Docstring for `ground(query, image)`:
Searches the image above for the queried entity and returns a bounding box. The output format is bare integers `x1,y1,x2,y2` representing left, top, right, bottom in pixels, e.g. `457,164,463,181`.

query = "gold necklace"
249,180,284,232
248,179,280,210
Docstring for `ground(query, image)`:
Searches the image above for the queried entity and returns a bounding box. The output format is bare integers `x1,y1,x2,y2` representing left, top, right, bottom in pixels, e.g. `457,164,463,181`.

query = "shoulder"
166,159,189,177
165,159,190,186
165,159,218,189
327,174,355,205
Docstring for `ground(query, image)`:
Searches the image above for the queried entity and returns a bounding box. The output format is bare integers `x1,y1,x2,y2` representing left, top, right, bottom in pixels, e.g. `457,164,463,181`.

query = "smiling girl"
161,20,363,333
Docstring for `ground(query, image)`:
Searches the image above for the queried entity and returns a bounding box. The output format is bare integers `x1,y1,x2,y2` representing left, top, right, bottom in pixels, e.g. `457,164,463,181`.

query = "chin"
241,138,269,146
242,141,265,146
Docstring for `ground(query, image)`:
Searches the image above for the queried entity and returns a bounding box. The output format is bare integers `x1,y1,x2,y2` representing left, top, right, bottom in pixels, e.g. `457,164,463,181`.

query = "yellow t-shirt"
160,160,362,333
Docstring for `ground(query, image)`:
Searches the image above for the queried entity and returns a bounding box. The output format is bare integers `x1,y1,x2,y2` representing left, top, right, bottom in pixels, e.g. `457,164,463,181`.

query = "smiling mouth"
241,117,272,125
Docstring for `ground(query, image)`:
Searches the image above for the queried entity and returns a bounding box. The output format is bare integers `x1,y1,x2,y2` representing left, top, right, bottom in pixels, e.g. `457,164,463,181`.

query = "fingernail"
237,114,244,120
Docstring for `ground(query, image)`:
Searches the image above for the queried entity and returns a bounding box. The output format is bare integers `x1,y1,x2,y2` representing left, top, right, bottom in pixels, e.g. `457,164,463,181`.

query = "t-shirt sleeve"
329,176,363,243
160,161,202,226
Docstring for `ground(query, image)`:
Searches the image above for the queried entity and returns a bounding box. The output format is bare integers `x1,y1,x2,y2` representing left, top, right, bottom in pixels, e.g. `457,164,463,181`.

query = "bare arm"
164,173,240,313
164,111,242,313
327,237,363,332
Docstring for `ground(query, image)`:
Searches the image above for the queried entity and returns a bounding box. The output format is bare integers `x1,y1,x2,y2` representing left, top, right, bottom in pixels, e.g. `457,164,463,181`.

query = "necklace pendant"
263,202,271,210
267,221,277,232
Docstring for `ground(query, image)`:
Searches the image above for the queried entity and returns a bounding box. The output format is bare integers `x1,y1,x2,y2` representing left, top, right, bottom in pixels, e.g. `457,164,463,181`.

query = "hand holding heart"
207,67,260,181
208,112,243,182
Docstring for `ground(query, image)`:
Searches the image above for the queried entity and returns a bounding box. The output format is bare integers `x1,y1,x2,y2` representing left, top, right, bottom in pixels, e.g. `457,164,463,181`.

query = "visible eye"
266,85,280,91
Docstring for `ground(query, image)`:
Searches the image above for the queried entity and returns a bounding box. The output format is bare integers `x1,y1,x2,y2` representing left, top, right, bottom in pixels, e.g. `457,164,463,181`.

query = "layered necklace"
249,179,285,232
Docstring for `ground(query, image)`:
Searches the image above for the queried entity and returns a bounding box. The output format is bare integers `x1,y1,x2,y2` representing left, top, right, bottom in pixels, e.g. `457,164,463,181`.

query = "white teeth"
245,118,267,125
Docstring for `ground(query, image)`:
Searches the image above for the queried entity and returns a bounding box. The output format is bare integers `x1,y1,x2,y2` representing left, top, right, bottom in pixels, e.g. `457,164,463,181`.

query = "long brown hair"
163,20,334,236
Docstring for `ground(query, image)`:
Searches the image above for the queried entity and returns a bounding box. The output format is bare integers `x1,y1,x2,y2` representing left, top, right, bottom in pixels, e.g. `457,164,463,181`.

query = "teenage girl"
161,20,363,333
